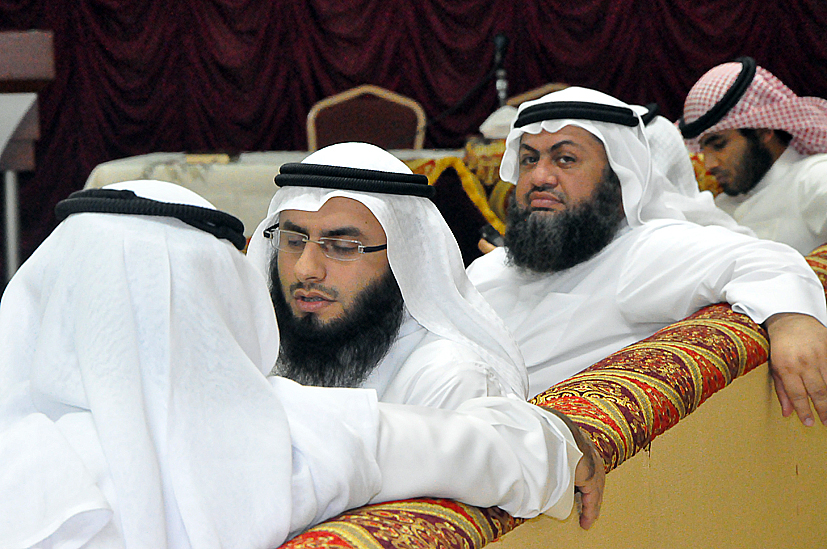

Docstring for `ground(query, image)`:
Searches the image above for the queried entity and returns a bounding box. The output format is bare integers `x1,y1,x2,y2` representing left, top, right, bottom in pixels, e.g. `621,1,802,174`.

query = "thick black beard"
504,166,624,273
268,259,405,388
722,130,775,196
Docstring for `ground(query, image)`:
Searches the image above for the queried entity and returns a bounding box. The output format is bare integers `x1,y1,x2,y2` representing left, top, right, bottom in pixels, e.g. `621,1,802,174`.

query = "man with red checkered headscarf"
680,57,827,256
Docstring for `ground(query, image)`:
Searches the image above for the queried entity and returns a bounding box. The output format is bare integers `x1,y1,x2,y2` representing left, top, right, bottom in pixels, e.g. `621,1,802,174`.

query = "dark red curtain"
2,0,826,281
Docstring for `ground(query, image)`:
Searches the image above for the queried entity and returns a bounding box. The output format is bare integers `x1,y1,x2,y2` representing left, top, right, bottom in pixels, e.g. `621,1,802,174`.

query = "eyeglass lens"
276,229,362,261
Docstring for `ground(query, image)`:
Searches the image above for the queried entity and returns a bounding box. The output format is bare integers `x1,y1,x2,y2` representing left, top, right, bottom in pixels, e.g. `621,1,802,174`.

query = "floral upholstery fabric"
405,156,506,267
279,499,519,549
278,245,827,549
531,303,767,470
806,243,827,291
405,154,506,234
690,152,722,196
460,137,513,226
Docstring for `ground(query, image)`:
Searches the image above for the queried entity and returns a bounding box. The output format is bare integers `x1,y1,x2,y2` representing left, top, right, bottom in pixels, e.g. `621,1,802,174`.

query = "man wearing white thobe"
680,56,827,256
0,179,602,549
246,143,529,409
468,87,827,428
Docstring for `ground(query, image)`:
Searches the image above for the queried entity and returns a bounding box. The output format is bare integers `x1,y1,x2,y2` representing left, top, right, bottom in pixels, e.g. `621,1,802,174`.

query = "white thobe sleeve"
618,222,827,326
375,337,510,409
269,377,384,537
372,395,582,519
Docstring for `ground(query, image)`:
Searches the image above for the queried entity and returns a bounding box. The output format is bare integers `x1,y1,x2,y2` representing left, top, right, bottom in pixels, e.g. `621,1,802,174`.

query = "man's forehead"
699,129,740,147
279,196,384,235
519,126,608,160
520,125,605,148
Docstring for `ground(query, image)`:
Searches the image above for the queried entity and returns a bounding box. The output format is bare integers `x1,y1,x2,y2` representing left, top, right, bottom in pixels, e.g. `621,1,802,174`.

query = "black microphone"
493,33,509,68
493,33,509,106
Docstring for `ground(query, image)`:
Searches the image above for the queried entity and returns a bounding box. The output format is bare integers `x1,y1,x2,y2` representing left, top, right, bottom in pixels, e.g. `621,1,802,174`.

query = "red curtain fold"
1,0,826,282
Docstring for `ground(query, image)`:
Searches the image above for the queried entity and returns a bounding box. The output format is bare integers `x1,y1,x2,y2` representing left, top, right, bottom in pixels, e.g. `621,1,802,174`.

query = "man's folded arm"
371,396,588,520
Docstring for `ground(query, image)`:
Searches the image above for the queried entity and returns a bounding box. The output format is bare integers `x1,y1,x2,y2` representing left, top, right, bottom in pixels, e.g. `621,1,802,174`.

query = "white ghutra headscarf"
247,142,529,398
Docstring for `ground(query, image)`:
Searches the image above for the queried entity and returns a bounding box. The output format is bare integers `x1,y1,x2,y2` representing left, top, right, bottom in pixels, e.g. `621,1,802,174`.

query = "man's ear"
756,128,776,144
758,128,789,160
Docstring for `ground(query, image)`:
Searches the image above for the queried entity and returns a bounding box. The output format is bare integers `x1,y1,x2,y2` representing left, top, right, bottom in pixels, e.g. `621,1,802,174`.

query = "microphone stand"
493,34,509,107
429,34,510,127
495,66,508,107
406,33,510,147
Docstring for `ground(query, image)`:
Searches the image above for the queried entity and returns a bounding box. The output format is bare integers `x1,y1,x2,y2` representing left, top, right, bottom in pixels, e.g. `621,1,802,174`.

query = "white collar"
748,145,804,196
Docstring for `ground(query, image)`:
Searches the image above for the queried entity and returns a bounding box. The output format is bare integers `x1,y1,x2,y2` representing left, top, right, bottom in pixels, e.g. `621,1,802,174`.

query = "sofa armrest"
531,303,768,472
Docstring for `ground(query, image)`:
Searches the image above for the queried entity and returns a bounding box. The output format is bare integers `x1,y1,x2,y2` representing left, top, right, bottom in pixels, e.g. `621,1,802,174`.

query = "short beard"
269,260,406,388
504,166,624,273
723,130,775,196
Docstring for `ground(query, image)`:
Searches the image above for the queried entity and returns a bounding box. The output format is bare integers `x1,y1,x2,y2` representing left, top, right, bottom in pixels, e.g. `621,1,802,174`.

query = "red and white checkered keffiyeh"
682,61,827,155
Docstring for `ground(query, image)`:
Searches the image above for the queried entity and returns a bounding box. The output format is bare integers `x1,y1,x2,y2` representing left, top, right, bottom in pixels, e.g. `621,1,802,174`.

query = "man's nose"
292,242,327,281
703,153,720,171
532,158,560,187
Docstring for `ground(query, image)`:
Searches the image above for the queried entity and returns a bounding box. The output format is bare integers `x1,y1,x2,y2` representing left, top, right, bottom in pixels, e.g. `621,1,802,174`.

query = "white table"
85,149,462,236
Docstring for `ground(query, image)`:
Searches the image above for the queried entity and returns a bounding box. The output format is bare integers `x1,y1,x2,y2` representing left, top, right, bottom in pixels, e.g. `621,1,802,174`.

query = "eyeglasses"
263,225,387,262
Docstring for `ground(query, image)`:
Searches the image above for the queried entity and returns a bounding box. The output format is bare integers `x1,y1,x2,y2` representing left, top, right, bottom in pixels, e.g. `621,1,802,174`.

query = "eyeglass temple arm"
361,243,387,253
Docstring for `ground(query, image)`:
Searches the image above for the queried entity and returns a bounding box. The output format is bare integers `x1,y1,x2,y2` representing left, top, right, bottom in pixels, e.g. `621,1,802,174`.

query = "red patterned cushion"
806,243,827,295
279,499,520,549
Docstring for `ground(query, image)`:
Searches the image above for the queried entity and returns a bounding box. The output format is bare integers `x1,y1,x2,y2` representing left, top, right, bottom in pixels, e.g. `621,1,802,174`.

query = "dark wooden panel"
0,30,55,93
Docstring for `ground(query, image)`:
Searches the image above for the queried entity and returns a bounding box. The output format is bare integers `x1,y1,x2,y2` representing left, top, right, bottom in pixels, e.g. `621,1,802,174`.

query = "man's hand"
764,312,827,426
545,408,605,529
571,429,605,529
477,237,498,255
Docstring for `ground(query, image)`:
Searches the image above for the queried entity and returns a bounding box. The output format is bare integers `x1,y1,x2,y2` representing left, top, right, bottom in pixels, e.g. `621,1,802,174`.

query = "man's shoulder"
773,149,827,180
396,334,499,385
629,219,752,258
403,333,489,366
778,152,827,203
384,335,499,407
794,150,827,163
466,246,508,281
795,151,827,175
623,219,697,244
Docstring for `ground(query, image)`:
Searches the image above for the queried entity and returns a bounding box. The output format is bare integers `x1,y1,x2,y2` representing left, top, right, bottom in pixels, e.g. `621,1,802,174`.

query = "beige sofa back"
493,361,827,548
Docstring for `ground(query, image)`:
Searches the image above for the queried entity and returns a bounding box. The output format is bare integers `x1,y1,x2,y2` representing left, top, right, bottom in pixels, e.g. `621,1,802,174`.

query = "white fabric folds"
0,181,383,549
0,179,584,548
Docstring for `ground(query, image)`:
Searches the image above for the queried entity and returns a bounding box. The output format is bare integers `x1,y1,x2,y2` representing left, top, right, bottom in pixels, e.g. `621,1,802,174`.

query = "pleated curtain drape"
1,0,825,280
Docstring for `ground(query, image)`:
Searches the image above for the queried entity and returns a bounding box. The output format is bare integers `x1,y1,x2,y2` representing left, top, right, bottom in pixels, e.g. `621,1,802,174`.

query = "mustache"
289,281,339,300
526,185,566,205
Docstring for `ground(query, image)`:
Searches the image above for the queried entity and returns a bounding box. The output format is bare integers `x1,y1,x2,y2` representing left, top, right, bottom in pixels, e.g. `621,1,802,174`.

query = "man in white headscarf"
476,101,751,254
0,178,604,548
247,142,532,408
467,86,827,428
246,142,604,526
680,56,827,255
